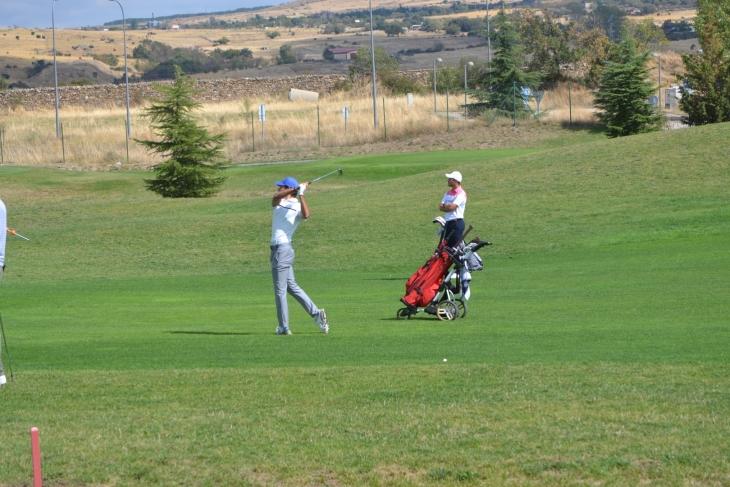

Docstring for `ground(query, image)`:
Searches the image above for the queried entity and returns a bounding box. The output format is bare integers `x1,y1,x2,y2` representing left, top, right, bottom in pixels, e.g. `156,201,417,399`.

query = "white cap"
445,171,462,183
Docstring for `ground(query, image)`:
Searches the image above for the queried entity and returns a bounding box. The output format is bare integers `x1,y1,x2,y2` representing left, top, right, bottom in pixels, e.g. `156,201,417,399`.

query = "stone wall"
0,70,430,111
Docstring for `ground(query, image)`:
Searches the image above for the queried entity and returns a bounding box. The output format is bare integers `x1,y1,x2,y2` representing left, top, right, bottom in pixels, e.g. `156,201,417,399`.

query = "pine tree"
473,12,540,115
593,39,661,137
137,67,227,198
680,0,730,125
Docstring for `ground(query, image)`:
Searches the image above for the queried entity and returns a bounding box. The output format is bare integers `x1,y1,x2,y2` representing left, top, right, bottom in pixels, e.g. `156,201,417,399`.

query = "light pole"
464,61,474,118
655,52,663,110
486,0,491,69
368,0,378,129
51,0,61,138
433,57,442,112
109,0,131,163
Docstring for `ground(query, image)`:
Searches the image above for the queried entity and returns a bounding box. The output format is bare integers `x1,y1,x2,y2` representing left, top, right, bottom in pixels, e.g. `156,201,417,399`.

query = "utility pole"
464,61,474,119
433,57,442,112
109,0,131,163
369,0,378,128
52,0,61,138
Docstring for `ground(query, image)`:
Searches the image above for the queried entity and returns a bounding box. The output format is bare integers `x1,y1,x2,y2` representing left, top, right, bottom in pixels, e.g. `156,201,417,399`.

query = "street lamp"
51,0,61,138
464,61,474,118
654,52,663,110
109,0,131,163
485,0,491,67
433,57,442,112
368,0,378,129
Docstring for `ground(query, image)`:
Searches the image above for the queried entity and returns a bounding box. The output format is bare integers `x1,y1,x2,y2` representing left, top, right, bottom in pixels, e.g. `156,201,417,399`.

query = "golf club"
6,228,30,241
309,168,343,184
0,314,14,382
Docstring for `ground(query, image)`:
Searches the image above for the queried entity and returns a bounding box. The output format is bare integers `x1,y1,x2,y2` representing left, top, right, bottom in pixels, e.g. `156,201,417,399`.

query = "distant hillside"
119,0,696,26
0,56,117,89
159,0,451,26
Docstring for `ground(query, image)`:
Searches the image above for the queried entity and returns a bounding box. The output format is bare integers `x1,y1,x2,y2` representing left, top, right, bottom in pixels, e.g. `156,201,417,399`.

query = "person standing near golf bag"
0,197,7,386
439,171,467,248
270,176,329,336
438,171,476,302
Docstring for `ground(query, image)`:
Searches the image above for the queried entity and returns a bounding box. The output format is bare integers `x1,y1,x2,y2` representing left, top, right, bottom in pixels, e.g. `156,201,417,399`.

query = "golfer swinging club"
270,176,329,335
439,171,467,247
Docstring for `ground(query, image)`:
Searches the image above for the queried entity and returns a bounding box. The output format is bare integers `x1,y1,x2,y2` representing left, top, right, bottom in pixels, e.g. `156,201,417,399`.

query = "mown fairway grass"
0,125,729,486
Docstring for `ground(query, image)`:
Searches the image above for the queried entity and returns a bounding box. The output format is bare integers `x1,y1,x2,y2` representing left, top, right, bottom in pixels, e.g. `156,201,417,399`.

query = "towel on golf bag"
401,245,453,309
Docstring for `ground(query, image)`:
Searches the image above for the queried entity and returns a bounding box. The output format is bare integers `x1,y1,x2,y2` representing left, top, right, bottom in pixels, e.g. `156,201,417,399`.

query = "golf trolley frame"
396,265,466,321
397,237,491,321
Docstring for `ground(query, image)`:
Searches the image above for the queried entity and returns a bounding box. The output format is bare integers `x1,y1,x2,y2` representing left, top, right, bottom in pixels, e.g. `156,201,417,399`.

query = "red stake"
30,427,42,487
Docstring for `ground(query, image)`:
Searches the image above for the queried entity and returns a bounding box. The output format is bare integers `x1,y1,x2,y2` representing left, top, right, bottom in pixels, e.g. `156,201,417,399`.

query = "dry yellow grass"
649,51,685,88
0,90,451,168
176,0,447,25
535,82,597,124
427,5,523,21
0,25,347,67
629,9,697,25
0,83,599,169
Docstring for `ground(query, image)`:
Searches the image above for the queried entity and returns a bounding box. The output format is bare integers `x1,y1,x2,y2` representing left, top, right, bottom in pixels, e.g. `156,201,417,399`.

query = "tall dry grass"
0,84,596,169
536,82,597,124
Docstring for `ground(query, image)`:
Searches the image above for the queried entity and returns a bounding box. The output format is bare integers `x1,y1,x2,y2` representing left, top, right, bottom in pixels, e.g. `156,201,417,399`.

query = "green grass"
0,125,729,486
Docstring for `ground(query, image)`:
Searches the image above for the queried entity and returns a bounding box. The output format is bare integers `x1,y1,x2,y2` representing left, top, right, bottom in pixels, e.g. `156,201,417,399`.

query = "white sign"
342,106,350,121
258,104,266,122
406,93,414,107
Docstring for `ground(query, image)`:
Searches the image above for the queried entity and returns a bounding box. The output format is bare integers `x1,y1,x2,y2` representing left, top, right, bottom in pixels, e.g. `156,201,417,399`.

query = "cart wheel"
397,307,413,320
436,300,458,321
455,299,467,318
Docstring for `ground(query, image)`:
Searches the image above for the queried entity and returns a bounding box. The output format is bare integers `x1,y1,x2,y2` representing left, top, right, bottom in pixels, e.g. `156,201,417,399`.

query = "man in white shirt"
0,197,7,386
270,176,329,335
438,171,467,247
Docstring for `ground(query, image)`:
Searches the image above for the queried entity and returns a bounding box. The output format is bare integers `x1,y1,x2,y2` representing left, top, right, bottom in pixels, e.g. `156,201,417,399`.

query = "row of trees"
133,40,262,80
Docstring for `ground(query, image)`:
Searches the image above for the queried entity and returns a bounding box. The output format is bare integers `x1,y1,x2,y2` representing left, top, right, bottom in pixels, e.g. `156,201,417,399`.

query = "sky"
0,0,288,28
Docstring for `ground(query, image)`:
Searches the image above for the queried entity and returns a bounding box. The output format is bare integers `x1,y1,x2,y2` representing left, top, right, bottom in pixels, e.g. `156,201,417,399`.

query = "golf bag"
401,242,452,309
398,223,490,321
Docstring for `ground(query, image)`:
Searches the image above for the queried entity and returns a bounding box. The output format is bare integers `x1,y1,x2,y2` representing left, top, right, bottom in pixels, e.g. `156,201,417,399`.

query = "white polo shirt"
0,199,6,268
441,187,467,221
271,197,303,245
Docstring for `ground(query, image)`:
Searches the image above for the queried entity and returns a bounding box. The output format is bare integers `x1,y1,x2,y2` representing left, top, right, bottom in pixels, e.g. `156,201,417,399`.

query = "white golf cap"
445,171,463,182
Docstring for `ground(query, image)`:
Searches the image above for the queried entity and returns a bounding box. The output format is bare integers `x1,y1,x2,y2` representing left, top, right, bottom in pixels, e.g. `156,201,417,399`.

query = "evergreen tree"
680,0,730,125
593,39,661,137
473,12,540,115
137,67,227,198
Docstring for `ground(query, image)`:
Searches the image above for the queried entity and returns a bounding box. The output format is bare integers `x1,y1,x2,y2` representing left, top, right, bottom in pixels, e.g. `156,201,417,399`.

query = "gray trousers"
0,267,4,376
270,243,318,329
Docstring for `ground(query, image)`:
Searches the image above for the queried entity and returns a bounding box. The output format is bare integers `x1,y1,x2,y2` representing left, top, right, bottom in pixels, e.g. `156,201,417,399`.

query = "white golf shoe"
275,326,292,336
315,309,329,334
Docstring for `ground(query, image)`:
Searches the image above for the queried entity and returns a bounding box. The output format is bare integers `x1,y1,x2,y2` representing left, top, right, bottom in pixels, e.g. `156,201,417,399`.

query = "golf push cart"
397,219,491,321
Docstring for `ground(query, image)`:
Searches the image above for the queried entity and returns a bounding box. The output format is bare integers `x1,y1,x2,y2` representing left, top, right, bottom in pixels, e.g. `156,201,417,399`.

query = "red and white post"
30,427,42,487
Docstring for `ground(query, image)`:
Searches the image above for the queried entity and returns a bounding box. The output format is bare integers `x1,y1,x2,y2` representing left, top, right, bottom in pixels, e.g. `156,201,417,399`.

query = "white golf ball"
442,358,448,362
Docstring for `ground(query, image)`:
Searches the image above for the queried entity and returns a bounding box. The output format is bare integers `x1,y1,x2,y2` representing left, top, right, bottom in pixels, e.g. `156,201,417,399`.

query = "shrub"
277,45,297,64
594,39,661,137
92,53,119,67
137,68,227,198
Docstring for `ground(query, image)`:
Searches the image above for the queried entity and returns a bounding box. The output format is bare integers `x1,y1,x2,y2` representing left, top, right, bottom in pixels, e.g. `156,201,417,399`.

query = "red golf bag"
401,243,453,309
